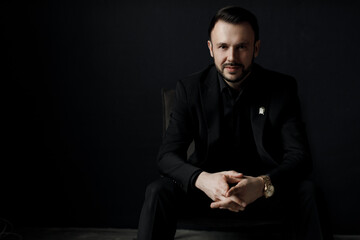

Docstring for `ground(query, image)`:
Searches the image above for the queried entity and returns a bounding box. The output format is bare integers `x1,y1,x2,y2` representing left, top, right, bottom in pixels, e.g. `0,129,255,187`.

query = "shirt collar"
217,71,253,94
218,73,228,93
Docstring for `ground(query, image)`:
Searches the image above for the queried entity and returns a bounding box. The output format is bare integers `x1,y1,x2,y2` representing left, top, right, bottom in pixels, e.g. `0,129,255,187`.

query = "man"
138,6,323,240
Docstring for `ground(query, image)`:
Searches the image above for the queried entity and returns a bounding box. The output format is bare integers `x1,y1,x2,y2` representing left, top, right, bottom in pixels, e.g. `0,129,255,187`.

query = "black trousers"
137,177,323,240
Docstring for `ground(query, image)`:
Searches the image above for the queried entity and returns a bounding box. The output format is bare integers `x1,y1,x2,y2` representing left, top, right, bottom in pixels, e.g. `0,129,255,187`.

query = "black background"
2,0,360,234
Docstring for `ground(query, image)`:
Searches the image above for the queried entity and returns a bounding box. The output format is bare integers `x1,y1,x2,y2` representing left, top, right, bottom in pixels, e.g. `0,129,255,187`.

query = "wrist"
195,171,208,189
257,176,265,197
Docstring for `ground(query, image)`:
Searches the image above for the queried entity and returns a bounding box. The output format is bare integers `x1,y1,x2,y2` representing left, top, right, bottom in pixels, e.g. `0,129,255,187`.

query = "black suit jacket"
158,64,311,192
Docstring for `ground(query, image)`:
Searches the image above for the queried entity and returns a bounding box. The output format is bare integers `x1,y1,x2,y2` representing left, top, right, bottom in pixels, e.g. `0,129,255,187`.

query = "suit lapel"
200,64,277,166
249,68,278,166
200,67,221,151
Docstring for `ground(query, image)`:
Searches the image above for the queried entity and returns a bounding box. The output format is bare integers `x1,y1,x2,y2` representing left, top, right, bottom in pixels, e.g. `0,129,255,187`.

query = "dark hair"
208,6,259,42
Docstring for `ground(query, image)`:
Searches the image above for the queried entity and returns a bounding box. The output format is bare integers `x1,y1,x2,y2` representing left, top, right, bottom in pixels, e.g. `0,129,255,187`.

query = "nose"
227,47,237,62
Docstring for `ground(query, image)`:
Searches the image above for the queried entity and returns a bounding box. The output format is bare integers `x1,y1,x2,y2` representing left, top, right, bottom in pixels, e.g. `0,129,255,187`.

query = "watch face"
266,185,274,197
261,175,274,198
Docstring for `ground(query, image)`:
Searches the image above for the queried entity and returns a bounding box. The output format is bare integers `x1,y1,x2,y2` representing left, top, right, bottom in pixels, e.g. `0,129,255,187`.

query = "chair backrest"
161,88,195,157
161,88,176,136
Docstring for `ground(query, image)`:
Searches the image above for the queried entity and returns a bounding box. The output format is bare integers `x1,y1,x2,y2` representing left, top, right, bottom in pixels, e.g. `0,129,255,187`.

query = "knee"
145,179,165,199
144,178,177,202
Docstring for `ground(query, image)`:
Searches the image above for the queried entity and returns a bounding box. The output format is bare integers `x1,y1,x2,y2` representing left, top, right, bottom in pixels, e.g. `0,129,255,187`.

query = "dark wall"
3,0,360,234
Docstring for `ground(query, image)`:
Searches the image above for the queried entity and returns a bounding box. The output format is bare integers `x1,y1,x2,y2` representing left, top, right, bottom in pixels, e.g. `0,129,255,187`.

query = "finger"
224,170,243,178
226,180,247,197
226,184,243,197
228,195,246,208
210,199,229,209
224,175,242,184
211,199,245,212
228,202,245,212
211,198,240,209
229,208,240,213
226,186,241,197
231,206,245,212
224,194,247,208
224,191,247,209
210,202,218,209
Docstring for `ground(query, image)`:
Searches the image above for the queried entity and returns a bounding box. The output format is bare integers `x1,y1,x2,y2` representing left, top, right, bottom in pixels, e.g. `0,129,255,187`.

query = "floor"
9,228,360,240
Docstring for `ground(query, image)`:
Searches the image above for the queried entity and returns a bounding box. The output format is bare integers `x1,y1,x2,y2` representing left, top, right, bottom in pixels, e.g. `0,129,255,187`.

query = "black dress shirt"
190,72,265,189
203,73,263,175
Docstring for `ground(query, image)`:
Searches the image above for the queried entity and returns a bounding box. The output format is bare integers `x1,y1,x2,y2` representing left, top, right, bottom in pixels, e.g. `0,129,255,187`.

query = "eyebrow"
216,42,228,47
215,41,250,47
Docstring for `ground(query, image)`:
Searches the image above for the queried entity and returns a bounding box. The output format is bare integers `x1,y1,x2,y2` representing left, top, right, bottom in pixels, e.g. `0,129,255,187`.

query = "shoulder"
253,64,297,92
173,65,217,101
178,64,216,88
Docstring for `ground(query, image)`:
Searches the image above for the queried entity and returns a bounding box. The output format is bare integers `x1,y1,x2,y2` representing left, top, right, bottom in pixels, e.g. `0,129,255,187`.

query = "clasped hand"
195,171,264,212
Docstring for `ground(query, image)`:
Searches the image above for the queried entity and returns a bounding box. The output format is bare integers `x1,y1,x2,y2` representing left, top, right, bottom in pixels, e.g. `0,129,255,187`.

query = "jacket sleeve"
267,78,312,187
157,80,201,192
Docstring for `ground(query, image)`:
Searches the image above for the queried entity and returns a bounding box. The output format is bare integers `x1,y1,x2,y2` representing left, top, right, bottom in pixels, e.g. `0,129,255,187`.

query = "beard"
216,58,254,83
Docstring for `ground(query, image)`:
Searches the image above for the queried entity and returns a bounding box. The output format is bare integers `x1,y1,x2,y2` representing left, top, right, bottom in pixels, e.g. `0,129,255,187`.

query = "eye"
219,44,228,49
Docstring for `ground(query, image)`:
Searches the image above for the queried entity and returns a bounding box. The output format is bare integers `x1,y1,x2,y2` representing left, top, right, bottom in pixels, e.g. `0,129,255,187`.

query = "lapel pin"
259,106,265,115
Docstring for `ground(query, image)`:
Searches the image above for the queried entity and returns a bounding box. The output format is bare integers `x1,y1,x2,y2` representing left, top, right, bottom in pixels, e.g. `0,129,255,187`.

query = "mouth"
223,63,243,73
225,66,240,70
224,66,242,74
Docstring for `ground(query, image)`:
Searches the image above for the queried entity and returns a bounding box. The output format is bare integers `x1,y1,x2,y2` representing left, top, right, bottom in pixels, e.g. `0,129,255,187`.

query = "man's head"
207,6,260,86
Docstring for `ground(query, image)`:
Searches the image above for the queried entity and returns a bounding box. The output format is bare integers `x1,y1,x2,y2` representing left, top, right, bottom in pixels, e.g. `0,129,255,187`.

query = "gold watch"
260,175,274,198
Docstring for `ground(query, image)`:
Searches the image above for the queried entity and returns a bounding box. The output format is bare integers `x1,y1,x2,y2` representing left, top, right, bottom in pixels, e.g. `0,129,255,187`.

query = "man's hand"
195,171,243,203
211,194,247,212
210,176,264,211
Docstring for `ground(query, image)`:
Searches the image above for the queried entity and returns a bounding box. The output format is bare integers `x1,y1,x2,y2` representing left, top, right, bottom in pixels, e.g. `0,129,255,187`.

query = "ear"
207,40,214,58
254,40,261,58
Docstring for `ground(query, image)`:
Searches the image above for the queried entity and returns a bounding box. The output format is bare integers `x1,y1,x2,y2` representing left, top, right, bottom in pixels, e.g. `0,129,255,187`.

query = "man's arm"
157,81,200,192
267,77,312,186
211,77,311,210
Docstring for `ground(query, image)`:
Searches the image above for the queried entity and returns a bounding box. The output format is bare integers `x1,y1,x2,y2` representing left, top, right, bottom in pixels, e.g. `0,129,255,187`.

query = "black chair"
161,88,293,239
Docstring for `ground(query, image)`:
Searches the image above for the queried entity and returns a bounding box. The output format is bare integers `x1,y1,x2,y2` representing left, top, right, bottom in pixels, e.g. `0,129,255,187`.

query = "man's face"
208,20,260,83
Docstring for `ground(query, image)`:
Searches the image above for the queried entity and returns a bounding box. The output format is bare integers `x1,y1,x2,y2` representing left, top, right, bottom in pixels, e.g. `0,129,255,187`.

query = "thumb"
220,175,230,194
